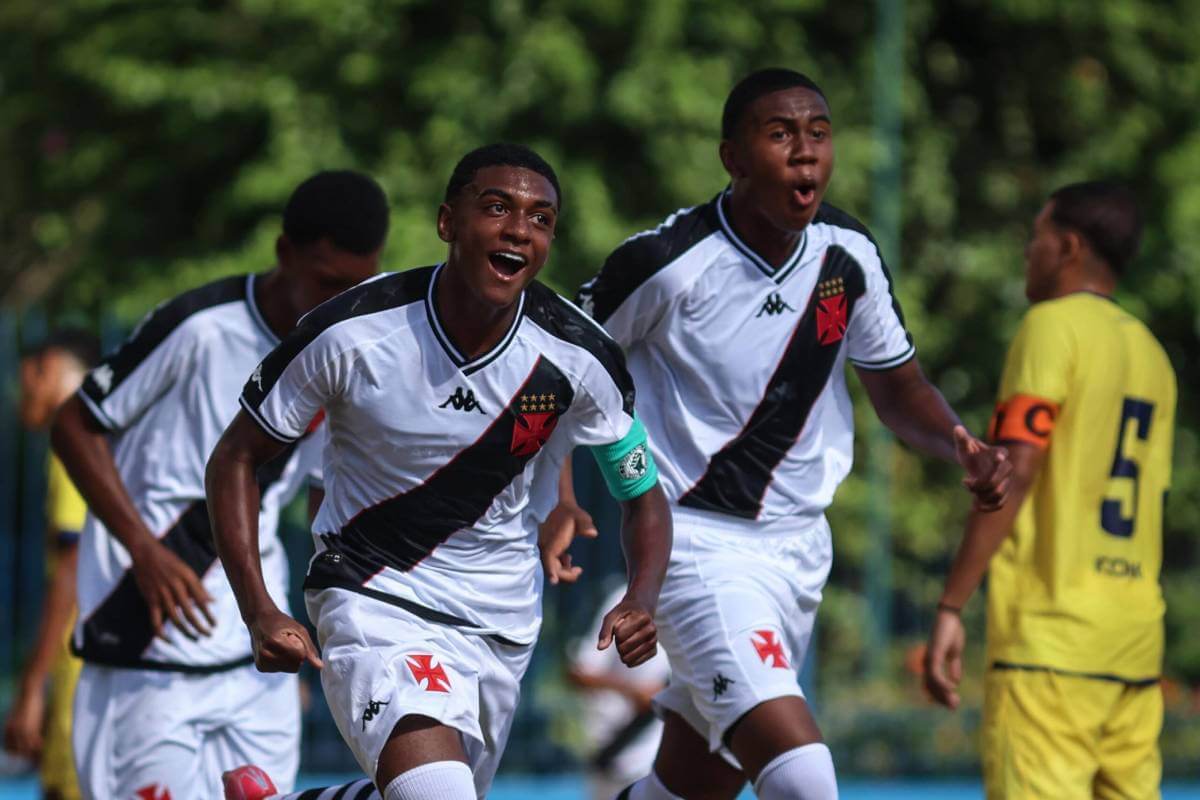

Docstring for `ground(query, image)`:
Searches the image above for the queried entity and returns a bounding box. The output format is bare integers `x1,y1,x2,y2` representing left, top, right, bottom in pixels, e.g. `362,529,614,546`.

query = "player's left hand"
924,606,966,710
538,501,598,585
248,608,323,673
954,426,1012,511
598,594,657,668
2,686,45,760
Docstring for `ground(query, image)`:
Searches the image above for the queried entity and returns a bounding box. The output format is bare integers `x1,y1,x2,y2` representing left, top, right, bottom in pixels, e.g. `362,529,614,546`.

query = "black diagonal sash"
679,246,867,519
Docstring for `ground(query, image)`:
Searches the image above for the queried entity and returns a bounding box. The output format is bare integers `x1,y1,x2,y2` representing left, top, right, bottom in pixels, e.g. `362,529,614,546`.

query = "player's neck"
255,269,303,339
726,190,804,269
435,266,521,360
1050,265,1116,301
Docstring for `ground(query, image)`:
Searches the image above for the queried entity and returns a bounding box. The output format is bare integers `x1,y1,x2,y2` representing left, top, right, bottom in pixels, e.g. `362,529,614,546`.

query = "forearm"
51,396,156,556
558,456,578,504
618,485,671,610
858,360,965,462
567,667,657,696
206,435,275,622
19,547,79,690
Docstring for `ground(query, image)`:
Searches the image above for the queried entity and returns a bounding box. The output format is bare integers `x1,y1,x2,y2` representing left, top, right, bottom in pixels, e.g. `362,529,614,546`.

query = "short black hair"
722,68,827,140
1049,181,1142,275
22,327,101,368
444,143,561,208
282,170,389,256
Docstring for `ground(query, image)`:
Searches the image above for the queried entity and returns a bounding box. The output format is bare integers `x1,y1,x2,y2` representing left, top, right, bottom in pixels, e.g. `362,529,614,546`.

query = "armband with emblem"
988,394,1060,449
589,417,658,501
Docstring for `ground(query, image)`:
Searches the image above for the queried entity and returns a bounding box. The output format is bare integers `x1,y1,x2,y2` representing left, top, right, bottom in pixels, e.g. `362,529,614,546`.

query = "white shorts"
72,662,299,800
653,508,832,760
307,588,534,798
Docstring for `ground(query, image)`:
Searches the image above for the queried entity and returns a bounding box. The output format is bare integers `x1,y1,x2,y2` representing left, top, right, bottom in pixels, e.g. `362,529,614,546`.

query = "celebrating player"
925,182,1176,798
51,171,387,799
207,144,671,800
571,68,1011,800
4,330,98,800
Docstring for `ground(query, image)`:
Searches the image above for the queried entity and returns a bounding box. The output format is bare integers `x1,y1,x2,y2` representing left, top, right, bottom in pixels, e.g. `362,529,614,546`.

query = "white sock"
383,761,475,800
618,771,685,800
274,778,379,799
753,743,838,800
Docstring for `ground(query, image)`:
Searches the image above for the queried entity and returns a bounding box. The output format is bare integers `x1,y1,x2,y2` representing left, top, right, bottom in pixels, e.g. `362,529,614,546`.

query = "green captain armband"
589,417,659,501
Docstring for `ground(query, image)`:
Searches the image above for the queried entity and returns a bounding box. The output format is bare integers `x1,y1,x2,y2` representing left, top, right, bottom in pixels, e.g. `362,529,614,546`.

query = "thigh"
309,588,485,783
981,669,1098,800
1094,684,1162,800
206,668,302,795
652,710,746,800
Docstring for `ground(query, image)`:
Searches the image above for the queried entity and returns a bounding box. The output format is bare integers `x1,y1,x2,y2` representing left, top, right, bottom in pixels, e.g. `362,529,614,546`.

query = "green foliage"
3,0,1199,774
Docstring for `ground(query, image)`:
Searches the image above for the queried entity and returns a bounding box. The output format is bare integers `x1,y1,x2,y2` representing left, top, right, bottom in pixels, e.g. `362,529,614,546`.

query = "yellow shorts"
42,640,82,800
982,666,1162,800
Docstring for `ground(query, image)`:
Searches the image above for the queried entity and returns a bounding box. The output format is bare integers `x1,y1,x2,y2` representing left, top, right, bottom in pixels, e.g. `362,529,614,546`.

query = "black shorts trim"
989,660,1160,688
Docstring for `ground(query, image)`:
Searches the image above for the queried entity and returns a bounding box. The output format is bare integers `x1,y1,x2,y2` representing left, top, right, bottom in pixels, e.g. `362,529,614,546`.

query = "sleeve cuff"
239,396,300,444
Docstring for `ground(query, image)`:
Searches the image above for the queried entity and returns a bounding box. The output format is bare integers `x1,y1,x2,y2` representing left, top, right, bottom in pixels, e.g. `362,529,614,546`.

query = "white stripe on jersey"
74,274,322,670
579,193,914,525
241,265,638,645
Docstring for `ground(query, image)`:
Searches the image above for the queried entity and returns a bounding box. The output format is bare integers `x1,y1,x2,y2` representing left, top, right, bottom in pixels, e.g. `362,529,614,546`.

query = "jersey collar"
716,191,808,284
245,274,281,345
424,263,526,376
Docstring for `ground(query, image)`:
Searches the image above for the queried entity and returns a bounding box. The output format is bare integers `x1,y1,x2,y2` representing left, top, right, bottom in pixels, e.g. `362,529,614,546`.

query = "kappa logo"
712,672,736,699
406,653,452,693
618,444,649,480
756,292,795,317
511,393,559,456
751,629,790,669
135,784,172,800
815,277,848,345
250,362,264,392
92,364,115,395
361,698,390,730
440,386,486,414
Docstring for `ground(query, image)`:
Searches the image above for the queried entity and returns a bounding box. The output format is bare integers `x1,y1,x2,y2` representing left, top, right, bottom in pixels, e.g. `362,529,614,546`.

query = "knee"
752,743,838,800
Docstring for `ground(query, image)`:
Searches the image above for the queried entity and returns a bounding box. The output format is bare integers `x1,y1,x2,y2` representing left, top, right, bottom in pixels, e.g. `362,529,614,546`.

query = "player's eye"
769,129,790,141
485,202,506,214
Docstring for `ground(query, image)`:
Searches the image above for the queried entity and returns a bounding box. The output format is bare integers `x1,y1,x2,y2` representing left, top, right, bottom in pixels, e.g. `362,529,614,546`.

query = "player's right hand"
2,686,45,760
924,607,966,710
598,594,658,668
538,500,599,585
129,537,216,641
248,609,323,673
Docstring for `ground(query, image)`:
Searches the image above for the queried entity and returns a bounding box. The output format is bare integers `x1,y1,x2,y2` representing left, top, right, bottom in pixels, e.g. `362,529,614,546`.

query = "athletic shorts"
653,507,832,760
307,588,534,798
72,663,299,800
982,666,1162,800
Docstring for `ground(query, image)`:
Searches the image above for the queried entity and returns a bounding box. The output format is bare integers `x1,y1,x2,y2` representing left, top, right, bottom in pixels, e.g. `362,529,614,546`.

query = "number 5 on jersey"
1100,397,1155,538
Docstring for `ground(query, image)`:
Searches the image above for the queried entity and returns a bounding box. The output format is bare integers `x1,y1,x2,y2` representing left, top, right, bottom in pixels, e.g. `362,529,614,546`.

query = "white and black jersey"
241,265,639,646
578,191,914,527
75,275,324,671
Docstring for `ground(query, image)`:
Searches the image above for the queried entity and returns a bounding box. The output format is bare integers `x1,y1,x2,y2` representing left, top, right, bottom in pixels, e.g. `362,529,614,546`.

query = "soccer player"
924,182,1175,799
206,144,671,800
572,68,1011,800
4,329,99,800
50,171,388,800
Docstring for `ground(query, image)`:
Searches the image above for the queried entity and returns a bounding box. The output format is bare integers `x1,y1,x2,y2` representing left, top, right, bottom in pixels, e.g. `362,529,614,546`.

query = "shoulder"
298,268,430,334
135,274,249,344
525,282,634,403
811,203,884,263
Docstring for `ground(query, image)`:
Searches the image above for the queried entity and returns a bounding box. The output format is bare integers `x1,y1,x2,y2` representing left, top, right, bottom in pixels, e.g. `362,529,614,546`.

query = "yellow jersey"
985,292,1176,682
46,453,87,563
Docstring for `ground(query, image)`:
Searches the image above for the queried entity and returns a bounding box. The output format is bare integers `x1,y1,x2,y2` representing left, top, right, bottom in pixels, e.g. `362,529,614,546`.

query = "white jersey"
75,274,324,670
241,264,639,646
579,192,914,527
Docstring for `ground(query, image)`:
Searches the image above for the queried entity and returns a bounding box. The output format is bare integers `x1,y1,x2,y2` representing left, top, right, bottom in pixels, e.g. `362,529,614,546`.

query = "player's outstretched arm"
599,484,672,668
206,411,322,673
856,358,1013,510
52,395,215,639
539,457,599,585
924,442,1044,709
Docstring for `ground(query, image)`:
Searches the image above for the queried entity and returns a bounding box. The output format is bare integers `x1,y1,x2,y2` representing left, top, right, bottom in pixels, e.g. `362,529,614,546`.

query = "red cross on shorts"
406,654,452,693
751,629,790,669
136,785,172,800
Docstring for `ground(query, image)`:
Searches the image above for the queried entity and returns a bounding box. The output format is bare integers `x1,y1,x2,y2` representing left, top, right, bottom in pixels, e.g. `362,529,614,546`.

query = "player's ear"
436,203,455,244
1060,228,1084,265
719,139,745,180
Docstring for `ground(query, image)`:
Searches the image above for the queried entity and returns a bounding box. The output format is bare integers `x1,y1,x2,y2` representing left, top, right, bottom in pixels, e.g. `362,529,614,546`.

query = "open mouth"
793,179,819,208
487,250,528,280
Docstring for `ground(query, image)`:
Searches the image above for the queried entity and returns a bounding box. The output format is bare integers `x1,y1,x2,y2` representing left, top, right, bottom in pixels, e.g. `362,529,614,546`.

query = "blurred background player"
51,171,387,799
3,329,99,800
567,583,669,800
574,68,1011,800
925,182,1176,799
